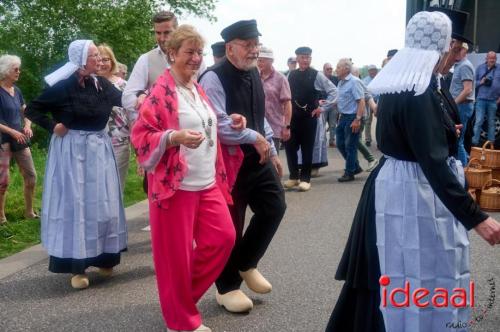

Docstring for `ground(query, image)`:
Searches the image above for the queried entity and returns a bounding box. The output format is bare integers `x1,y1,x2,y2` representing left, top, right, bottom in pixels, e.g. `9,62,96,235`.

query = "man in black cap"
284,56,297,77
284,46,337,191
429,6,477,154
199,19,286,313
211,41,226,64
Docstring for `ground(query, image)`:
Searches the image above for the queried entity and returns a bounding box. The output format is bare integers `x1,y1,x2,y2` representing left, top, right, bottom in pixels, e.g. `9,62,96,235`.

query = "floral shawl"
131,69,243,209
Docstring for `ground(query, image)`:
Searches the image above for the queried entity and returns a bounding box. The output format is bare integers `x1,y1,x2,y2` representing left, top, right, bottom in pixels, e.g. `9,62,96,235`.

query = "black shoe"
354,167,363,175
338,173,355,182
365,141,371,147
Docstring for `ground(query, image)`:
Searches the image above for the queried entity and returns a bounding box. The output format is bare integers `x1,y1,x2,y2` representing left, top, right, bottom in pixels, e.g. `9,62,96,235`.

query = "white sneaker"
298,181,311,191
283,179,300,189
366,159,379,172
215,289,253,313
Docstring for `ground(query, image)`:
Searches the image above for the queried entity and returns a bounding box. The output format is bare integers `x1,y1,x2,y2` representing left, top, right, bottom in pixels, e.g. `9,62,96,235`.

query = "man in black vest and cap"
284,46,337,191
199,19,286,313
211,41,226,64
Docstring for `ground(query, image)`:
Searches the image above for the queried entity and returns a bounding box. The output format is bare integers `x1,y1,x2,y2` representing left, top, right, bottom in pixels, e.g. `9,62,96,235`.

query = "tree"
0,0,217,101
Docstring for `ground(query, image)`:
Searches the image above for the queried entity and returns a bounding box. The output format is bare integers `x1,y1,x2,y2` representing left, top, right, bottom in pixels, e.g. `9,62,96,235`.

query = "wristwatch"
355,115,362,121
285,124,291,129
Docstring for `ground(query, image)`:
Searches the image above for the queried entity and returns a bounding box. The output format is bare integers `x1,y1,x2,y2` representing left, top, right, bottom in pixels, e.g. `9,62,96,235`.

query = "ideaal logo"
379,275,474,308
378,275,496,329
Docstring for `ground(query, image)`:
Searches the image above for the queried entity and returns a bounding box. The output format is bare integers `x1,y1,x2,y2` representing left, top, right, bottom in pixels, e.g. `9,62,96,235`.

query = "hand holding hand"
474,217,500,246
171,129,205,149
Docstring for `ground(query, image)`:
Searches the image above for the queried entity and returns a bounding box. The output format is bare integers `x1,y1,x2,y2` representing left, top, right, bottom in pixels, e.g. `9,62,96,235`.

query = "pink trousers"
149,185,235,330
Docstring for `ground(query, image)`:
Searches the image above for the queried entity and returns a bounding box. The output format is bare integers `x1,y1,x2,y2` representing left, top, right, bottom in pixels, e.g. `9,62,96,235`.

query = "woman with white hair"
327,10,500,332
0,55,38,224
26,40,127,289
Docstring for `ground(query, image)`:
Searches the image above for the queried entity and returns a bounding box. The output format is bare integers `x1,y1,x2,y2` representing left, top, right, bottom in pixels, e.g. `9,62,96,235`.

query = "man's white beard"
240,58,257,71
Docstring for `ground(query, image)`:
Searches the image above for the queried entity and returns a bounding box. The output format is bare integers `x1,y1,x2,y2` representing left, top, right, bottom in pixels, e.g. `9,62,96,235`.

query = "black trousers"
216,153,286,294
285,110,318,182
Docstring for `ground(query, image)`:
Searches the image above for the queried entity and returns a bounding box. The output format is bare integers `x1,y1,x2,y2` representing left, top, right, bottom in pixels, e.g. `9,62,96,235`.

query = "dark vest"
288,68,320,113
210,59,265,134
209,59,266,155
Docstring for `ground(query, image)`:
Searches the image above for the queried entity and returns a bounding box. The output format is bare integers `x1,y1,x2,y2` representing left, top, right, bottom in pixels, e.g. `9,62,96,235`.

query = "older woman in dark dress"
327,10,500,332
26,40,127,289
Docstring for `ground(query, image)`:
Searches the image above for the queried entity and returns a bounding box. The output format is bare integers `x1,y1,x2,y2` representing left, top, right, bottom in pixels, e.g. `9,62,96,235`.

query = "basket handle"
466,158,483,171
482,178,500,191
482,140,494,150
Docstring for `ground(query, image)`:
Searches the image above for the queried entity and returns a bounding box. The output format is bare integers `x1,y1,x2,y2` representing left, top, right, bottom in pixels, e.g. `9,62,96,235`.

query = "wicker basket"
464,158,492,188
479,179,500,211
492,168,500,180
470,141,500,169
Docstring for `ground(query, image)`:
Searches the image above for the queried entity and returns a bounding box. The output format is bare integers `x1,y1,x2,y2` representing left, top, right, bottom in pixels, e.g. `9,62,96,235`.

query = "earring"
170,57,175,63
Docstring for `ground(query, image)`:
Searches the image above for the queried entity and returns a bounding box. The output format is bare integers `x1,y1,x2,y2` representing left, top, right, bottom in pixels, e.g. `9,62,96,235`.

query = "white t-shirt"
177,85,218,191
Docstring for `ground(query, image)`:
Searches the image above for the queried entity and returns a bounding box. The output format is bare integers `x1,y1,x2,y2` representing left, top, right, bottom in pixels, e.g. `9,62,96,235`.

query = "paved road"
1,146,499,332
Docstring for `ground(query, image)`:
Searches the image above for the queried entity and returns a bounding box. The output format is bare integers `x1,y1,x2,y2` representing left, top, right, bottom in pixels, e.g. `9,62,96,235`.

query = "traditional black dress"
326,76,487,332
26,75,128,274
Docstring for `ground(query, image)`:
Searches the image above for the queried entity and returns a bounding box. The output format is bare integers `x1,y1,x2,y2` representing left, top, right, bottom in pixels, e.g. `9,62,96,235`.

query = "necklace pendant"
208,139,214,147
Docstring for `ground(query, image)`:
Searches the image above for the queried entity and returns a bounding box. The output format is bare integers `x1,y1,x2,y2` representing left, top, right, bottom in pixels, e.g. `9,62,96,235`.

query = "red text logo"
379,275,475,308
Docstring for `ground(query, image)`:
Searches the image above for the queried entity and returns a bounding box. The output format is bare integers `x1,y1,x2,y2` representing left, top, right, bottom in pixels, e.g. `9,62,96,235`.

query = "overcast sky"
180,0,407,71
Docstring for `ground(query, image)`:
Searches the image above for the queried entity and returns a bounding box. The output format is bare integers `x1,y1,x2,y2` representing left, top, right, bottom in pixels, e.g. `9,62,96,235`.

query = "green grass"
0,145,146,259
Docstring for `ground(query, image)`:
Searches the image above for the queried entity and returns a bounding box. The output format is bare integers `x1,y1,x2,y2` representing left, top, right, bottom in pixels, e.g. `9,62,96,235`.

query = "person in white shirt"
122,11,178,122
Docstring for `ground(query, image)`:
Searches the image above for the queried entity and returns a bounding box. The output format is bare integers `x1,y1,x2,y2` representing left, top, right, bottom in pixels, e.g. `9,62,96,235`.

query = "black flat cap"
428,7,472,44
295,47,312,55
221,19,261,42
387,49,398,57
211,41,226,57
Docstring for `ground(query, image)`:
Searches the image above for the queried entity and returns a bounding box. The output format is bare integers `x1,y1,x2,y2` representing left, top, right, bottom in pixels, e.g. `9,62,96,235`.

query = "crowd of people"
1,6,500,332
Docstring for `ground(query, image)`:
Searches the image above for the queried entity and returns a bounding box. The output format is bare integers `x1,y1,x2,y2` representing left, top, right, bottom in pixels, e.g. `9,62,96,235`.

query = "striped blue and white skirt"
41,129,128,260
375,156,470,332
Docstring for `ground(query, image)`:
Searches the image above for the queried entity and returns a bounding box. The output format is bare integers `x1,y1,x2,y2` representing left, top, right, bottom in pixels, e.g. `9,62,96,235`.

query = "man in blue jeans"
335,58,366,182
473,51,500,146
450,42,475,165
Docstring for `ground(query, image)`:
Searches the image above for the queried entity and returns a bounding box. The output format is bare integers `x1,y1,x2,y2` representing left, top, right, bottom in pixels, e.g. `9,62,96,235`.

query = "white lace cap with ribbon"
44,40,92,86
368,11,452,96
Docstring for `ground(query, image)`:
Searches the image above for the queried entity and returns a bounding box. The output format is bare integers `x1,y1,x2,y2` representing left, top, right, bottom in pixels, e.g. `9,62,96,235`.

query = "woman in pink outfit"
131,25,243,332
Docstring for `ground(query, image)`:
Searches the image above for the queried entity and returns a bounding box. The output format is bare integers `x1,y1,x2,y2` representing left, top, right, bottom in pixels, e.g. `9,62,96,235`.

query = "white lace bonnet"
368,11,452,96
44,40,93,86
